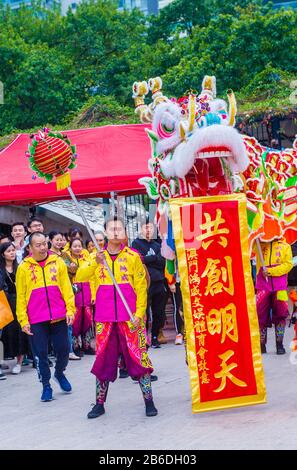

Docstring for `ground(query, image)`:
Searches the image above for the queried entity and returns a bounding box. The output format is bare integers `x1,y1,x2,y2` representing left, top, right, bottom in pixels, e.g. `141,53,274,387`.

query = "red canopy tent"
0,124,151,205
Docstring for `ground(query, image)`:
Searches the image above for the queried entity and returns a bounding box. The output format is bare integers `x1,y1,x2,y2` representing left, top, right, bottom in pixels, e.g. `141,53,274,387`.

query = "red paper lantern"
27,128,77,190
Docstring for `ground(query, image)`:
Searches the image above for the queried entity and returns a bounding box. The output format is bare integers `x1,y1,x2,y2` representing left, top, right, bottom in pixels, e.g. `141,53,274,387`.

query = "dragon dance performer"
76,216,158,419
255,238,293,354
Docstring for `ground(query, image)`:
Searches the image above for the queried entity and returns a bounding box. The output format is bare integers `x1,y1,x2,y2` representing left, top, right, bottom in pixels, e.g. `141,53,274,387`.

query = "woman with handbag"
0,242,29,374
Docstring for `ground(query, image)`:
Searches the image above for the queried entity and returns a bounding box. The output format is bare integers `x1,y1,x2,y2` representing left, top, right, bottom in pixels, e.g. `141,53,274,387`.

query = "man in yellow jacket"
255,238,293,354
76,216,158,419
16,232,75,402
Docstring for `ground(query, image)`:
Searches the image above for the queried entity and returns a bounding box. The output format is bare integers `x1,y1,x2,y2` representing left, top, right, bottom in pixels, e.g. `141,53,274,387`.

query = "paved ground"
1,324,297,450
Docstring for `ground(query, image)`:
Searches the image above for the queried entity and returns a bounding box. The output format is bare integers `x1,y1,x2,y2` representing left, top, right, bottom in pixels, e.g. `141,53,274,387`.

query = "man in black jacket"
132,219,167,348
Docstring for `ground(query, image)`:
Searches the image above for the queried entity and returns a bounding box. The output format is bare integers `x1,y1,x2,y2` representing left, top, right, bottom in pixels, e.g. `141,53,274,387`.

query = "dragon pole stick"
67,186,134,322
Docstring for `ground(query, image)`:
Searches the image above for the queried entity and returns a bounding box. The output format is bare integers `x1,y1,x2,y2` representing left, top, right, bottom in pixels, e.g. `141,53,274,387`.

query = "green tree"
147,0,262,44
0,45,85,132
161,4,297,97
0,1,63,46
61,0,147,101
0,0,296,135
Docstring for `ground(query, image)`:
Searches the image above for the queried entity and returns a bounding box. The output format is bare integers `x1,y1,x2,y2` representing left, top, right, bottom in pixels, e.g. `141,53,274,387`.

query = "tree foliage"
0,0,296,135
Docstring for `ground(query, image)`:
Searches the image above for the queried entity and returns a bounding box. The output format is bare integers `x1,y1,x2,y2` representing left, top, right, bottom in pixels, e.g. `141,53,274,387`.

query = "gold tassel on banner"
56,172,71,191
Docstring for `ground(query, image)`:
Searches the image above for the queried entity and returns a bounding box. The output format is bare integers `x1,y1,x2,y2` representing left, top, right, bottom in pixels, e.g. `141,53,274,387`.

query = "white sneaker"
12,364,21,375
69,352,81,361
175,334,183,345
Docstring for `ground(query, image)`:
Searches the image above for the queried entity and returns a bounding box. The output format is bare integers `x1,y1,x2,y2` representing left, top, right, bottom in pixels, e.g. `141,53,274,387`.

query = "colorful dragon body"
132,76,297,277
242,135,297,247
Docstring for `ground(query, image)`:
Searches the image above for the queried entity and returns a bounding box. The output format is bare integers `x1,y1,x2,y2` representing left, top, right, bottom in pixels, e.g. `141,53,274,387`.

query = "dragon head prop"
132,76,249,220
133,76,297,249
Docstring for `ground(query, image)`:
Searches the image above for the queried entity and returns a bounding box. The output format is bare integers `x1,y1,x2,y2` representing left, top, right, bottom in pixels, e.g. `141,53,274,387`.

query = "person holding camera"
69,238,95,357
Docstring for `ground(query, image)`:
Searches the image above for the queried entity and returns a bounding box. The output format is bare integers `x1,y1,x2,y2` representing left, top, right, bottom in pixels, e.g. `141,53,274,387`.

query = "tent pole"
255,238,268,283
67,186,134,321
110,191,116,215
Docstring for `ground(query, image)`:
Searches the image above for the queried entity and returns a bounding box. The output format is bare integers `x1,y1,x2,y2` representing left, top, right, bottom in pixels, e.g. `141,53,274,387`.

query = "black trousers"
147,281,168,339
172,283,184,335
29,320,69,387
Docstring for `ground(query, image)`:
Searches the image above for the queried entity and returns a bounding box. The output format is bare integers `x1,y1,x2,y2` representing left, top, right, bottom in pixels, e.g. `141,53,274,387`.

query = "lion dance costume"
132,74,296,412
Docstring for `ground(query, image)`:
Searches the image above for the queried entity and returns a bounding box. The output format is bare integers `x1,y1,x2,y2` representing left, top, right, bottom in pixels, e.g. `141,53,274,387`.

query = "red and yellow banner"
169,194,266,413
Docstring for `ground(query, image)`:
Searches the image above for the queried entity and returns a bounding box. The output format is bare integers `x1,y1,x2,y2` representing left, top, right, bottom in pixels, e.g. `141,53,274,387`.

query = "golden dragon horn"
148,77,167,108
132,81,152,123
227,89,237,127
201,75,217,99
188,94,196,132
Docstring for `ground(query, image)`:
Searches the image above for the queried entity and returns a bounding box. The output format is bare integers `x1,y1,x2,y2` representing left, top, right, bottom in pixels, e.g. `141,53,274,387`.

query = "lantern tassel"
56,172,71,191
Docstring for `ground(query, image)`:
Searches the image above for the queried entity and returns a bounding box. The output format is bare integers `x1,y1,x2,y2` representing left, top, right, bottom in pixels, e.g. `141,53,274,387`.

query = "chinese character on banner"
206,303,238,343
170,194,266,413
197,209,230,249
202,256,234,297
214,350,247,393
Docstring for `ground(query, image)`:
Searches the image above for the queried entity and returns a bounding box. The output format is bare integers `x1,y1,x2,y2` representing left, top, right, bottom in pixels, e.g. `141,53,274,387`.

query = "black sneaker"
276,343,286,355
87,403,105,419
151,338,161,349
261,343,267,354
145,400,158,417
74,349,84,358
119,369,129,379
